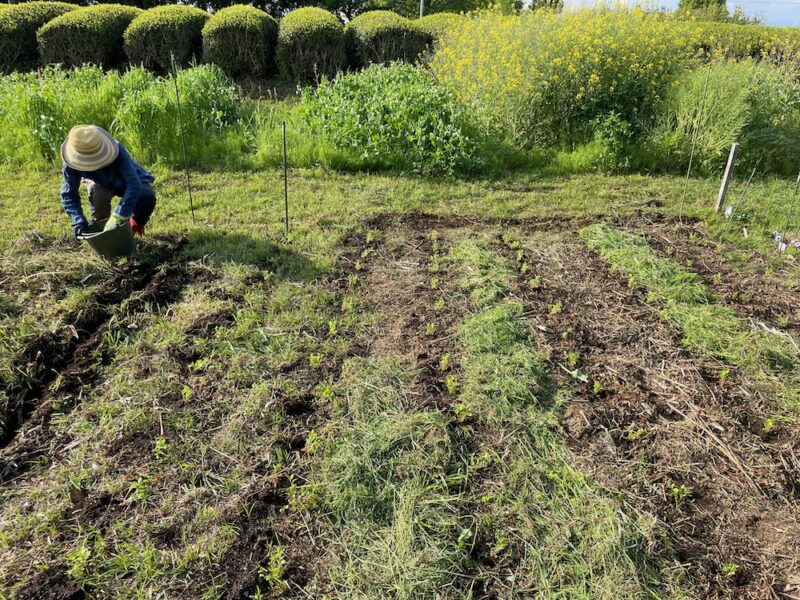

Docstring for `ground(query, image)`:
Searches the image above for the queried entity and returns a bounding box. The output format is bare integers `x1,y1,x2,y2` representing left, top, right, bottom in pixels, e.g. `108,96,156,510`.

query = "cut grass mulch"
506,227,800,597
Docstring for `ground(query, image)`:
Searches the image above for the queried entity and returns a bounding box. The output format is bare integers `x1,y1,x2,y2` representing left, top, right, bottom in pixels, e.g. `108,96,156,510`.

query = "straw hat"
61,125,119,171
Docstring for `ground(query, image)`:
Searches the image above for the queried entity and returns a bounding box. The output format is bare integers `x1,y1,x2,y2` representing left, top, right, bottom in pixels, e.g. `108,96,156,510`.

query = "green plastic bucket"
78,218,135,259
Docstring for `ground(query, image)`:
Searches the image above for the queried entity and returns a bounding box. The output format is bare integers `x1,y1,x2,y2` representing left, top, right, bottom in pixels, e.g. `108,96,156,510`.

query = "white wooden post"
715,143,739,212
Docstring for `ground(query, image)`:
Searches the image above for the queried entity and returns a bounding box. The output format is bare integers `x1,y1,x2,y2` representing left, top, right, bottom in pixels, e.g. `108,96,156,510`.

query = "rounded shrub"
276,7,345,83
416,13,464,41
124,5,209,72
38,4,143,68
202,5,277,77
345,11,430,67
0,1,77,73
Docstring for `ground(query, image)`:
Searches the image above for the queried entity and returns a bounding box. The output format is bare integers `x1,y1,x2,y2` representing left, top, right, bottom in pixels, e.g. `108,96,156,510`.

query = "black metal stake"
283,120,288,235
170,51,196,225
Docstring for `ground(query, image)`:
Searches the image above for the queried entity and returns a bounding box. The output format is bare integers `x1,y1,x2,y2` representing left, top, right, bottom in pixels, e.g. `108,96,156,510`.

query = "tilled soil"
503,230,800,599
0,236,188,482
5,214,799,599
647,223,800,333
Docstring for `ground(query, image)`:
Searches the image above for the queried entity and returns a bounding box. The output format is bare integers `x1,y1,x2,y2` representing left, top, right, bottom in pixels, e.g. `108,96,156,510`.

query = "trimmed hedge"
38,4,143,68
345,11,430,67
0,1,76,72
124,5,209,72
416,13,464,40
202,5,277,77
276,7,346,82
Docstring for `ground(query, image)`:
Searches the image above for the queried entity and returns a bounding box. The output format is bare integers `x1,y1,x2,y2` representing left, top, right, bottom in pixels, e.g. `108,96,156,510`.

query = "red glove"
130,217,145,236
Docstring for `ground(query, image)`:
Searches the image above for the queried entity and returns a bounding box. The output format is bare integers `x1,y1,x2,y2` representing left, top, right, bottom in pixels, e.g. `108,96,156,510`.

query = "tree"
678,0,725,10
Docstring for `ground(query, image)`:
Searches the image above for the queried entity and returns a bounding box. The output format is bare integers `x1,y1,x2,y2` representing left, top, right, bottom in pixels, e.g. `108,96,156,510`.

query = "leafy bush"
416,13,464,41
37,4,143,68
345,11,430,67
115,64,240,165
124,5,209,72
202,5,278,77
276,7,345,83
431,8,697,149
648,59,800,175
301,62,480,174
0,1,77,73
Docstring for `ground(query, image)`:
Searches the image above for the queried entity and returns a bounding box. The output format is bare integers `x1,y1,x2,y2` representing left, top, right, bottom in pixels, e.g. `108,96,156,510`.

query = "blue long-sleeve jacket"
60,143,154,231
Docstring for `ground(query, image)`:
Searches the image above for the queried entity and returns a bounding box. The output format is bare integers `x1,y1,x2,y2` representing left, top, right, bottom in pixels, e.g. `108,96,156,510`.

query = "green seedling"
721,562,739,577
430,276,440,289
763,417,779,434
439,354,450,371
445,375,459,395
328,320,338,336
457,528,473,551
181,385,193,402
527,275,541,289
319,384,336,401
354,260,362,271
550,301,562,315
490,536,509,558
261,546,288,592
516,249,524,263
305,429,320,453
360,247,373,259
65,543,91,581
562,366,588,383
153,437,170,459
453,401,471,421
348,274,360,288
129,477,152,502
520,262,529,274
433,298,446,311
309,353,322,368
592,380,604,394
667,482,692,506
718,368,730,385
566,351,579,367
425,322,437,335
625,427,645,441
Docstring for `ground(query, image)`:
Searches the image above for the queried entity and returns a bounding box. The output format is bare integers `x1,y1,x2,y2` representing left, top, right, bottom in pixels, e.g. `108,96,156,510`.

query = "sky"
566,0,800,26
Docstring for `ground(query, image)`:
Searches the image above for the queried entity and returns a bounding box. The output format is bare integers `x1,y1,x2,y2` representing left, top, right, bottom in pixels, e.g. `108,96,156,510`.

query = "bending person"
60,125,156,238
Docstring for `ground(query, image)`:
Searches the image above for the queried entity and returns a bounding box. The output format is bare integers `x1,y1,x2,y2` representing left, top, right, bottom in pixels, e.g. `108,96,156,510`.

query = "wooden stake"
715,143,739,213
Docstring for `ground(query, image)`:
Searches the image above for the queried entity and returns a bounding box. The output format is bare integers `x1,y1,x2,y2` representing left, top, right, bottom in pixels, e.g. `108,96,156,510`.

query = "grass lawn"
1,163,799,598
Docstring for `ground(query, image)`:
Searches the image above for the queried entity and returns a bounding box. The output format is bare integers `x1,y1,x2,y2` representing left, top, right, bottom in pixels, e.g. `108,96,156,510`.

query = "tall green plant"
650,59,800,174
301,62,481,175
